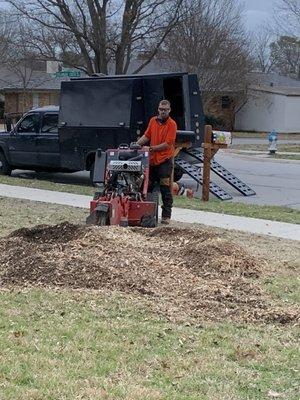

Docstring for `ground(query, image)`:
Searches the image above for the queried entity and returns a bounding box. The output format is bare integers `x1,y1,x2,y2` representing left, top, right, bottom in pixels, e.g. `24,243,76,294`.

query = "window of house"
17,113,40,133
41,113,58,133
221,96,230,109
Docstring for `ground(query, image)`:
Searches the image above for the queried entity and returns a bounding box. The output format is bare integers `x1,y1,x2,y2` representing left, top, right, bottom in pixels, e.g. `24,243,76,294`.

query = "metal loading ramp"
174,157,233,200
175,148,256,200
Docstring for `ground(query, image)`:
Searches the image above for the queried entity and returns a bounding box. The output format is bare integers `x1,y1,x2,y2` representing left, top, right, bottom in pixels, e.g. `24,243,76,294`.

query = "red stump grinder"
86,143,158,227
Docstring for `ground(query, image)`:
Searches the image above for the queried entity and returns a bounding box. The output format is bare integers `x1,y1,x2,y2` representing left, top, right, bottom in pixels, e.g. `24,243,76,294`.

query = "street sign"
52,70,81,78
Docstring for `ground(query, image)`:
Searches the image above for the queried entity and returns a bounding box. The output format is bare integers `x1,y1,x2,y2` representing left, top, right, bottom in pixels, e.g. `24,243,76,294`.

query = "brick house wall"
4,90,60,114
204,94,236,131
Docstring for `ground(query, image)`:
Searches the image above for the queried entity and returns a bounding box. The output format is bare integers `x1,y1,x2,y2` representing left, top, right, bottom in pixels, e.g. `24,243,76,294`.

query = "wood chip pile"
0,222,298,324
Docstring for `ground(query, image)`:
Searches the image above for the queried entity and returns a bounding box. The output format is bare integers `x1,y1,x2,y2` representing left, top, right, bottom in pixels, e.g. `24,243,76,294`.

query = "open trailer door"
142,78,164,126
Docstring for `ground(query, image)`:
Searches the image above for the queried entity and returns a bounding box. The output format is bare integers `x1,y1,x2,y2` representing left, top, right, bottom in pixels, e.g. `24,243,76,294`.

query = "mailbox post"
201,125,228,201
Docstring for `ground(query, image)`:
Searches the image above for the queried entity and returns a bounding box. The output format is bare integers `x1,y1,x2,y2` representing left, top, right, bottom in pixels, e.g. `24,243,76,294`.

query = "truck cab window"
17,113,39,133
41,113,58,133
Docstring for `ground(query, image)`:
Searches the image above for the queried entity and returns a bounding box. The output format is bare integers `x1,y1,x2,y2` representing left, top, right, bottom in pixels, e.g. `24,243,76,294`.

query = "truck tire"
0,152,12,176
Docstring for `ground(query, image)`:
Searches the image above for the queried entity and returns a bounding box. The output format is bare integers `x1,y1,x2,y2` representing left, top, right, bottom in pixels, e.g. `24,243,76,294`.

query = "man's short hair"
159,99,171,108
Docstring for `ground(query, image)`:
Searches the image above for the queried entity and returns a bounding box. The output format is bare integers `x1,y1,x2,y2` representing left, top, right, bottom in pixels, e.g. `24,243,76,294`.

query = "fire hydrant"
268,130,278,154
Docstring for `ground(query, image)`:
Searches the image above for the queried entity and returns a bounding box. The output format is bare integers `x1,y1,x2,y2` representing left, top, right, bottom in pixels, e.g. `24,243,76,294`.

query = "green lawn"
0,197,299,399
272,154,300,161
173,197,300,224
0,196,87,236
0,288,299,400
232,132,300,140
0,174,95,196
231,144,300,153
1,174,300,224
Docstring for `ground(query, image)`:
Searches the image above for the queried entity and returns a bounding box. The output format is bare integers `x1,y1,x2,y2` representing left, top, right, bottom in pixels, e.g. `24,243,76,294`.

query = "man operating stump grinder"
137,100,177,225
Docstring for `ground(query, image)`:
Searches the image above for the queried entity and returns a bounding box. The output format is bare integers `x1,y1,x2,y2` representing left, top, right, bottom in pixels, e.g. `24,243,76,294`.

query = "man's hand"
130,142,141,149
149,142,169,152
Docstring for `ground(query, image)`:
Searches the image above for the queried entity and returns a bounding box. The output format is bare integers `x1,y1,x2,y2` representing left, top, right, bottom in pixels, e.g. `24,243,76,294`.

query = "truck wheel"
0,152,12,176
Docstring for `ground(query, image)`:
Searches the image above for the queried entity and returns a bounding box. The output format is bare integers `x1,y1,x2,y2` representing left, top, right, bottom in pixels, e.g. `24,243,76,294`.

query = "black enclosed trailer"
58,72,205,171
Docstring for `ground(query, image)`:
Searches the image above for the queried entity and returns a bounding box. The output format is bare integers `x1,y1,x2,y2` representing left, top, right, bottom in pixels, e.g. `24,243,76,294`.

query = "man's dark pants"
149,159,173,219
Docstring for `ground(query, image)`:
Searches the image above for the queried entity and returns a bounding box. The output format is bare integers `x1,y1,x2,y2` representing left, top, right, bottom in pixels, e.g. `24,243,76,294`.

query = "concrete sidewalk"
0,183,299,241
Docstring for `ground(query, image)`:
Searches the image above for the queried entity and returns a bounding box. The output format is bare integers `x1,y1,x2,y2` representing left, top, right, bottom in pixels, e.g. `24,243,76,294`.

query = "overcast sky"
243,0,275,30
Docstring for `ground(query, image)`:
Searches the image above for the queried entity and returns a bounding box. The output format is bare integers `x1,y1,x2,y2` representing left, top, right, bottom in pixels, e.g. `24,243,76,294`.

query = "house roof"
249,85,300,96
249,72,300,87
248,72,300,96
0,67,70,91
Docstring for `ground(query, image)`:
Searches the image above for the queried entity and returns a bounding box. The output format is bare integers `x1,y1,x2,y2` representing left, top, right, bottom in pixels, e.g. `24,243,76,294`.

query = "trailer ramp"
183,148,256,197
174,156,232,200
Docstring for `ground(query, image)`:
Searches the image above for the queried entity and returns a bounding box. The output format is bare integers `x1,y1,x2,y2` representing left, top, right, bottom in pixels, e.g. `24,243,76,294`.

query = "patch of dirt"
10,222,86,244
0,222,299,324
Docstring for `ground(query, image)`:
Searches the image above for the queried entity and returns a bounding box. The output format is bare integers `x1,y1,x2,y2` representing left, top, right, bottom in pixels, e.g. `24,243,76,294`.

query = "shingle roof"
248,72,300,95
248,73,300,96
249,72,300,88
0,67,70,91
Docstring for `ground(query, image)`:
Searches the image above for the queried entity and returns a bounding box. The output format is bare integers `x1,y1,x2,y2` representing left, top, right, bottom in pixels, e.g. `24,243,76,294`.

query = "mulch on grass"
0,222,298,324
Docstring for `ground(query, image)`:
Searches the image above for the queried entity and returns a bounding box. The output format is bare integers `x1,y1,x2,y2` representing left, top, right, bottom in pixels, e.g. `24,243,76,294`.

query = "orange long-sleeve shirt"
144,117,177,166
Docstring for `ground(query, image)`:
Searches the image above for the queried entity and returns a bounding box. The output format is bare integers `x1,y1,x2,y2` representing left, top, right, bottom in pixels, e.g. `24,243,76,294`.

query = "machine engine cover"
108,160,142,172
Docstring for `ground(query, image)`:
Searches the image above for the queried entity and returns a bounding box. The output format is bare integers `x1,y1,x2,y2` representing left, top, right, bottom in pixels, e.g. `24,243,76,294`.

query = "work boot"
161,217,170,225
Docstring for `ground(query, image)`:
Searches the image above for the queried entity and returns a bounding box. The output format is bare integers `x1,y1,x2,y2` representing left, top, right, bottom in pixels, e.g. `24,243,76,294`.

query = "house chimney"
46,61,62,74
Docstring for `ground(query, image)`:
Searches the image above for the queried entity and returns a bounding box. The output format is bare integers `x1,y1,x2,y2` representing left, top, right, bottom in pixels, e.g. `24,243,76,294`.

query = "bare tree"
274,0,300,35
270,35,300,79
164,0,252,106
252,27,274,73
5,0,186,75
0,11,13,65
0,19,52,113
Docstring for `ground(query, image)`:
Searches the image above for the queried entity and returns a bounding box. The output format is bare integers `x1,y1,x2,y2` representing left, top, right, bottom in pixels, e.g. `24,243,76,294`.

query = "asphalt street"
183,151,300,209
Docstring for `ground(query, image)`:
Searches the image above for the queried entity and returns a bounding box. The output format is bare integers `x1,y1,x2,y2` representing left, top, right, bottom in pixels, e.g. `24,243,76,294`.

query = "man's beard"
158,114,168,122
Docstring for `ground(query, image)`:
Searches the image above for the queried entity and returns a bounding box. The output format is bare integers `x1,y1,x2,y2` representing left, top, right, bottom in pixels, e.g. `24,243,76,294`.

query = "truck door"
36,112,60,167
143,78,164,127
9,112,40,166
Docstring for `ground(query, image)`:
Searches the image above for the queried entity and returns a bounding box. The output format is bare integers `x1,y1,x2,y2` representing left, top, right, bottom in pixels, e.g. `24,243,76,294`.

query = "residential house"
0,67,70,119
235,73,300,133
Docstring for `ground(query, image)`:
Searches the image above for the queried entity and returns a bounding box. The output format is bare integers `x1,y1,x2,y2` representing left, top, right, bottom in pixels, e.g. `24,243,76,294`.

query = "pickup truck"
0,105,96,179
